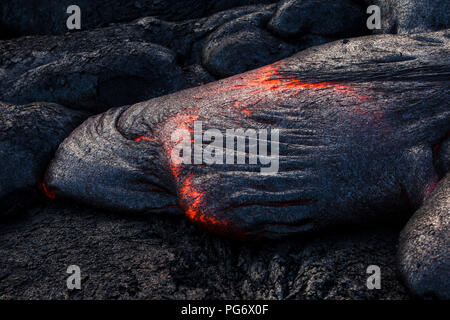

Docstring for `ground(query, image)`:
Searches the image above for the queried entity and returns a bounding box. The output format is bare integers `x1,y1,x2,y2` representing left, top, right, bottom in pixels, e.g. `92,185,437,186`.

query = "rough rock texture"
0,200,409,299
202,9,299,77
398,173,450,300
0,2,367,111
44,30,450,240
268,0,366,38
436,137,450,176
0,29,189,113
0,101,86,217
0,0,277,38
1,1,449,301
367,0,450,34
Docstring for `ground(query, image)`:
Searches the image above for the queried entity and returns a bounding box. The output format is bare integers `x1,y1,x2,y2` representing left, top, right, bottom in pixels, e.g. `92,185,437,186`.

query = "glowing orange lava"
135,63,374,232
215,63,372,119
236,64,370,101
41,182,56,199
179,174,224,226
424,174,440,201
134,136,156,142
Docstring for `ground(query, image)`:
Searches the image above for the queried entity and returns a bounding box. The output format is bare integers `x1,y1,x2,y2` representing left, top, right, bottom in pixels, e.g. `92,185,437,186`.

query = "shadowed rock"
0,31,188,113
45,30,449,239
202,9,299,77
0,4,336,111
0,101,86,217
436,137,450,176
367,0,450,34
268,0,365,38
398,173,450,299
0,0,277,38
0,200,409,299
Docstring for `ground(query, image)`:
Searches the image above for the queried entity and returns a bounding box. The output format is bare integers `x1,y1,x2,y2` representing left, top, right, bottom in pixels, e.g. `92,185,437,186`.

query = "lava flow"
159,111,229,229
134,63,374,233
236,64,369,100
215,63,372,118
133,136,156,142
41,182,56,199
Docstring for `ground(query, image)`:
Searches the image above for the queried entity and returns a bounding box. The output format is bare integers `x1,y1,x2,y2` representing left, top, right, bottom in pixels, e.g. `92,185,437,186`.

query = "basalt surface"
1,2,449,300
43,30,450,299
0,200,409,299
366,0,450,34
0,101,86,217
44,30,450,239
0,1,370,113
398,173,450,299
0,0,277,38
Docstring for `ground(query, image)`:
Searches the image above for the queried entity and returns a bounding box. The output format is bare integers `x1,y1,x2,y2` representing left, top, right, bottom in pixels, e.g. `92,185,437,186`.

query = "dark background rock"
366,0,450,34
268,0,366,38
0,101,86,218
0,29,190,113
0,200,409,299
202,9,299,77
398,174,450,299
436,138,450,177
0,0,449,301
0,0,277,39
0,2,371,111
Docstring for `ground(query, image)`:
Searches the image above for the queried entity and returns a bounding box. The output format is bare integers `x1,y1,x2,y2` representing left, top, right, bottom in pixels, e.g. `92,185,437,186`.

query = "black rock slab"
45,30,450,241
202,9,299,77
0,201,409,299
0,101,86,217
0,0,277,38
0,29,188,113
268,0,366,38
398,173,450,299
367,0,450,34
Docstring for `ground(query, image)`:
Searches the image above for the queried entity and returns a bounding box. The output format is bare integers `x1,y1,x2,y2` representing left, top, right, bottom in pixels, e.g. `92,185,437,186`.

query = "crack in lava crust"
145,63,375,236
43,31,450,240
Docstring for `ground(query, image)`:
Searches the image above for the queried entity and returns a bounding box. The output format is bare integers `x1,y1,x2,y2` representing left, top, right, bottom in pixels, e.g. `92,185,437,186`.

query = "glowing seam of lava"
137,64,373,230
223,64,370,116
245,64,369,100
179,174,222,225
41,182,56,199
133,136,156,142
160,111,225,227
423,173,440,201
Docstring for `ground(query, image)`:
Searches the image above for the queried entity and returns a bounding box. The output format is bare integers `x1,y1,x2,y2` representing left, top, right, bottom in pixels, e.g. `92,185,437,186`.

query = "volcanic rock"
202,9,298,77
0,4,297,111
0,200,409,299
0,0,277,38
436,138,450,176
0,31,188,113
398,173,450,299
0,101,86,217
44,30,450,240
268,0,366,38
367,0,450,34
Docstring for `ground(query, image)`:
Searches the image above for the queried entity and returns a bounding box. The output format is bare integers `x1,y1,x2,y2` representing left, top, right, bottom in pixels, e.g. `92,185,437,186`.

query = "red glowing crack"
134,136,156,142
41,182,56,199
132,63,374,231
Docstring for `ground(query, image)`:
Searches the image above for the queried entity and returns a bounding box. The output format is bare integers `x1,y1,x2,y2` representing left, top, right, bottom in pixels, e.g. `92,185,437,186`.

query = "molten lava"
41,182,56,199
133,63,374,232
134,136,156,142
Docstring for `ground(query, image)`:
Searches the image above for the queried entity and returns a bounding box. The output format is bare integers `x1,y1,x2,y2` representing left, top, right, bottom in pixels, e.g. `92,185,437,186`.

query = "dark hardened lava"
398,172,450,300
45,30,450,237
0,101,86,217
44,30,450,297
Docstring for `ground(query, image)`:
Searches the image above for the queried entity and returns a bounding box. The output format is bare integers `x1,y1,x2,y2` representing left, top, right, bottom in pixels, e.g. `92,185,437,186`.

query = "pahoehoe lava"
43,30,450,297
